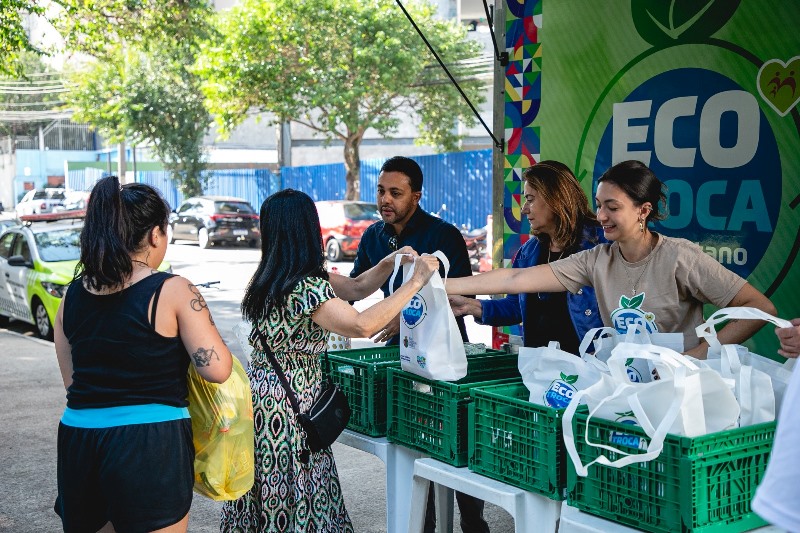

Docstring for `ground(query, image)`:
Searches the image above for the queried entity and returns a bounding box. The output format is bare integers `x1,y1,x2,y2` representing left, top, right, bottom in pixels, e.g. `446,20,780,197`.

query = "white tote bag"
579,323,683,383
563,342,740,476
389,251,467,381
695,307,795,421
519,341,607,408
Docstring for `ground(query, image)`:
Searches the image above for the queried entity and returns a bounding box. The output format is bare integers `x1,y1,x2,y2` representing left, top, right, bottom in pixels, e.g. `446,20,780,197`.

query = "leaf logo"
621,293,644,309
560,372,578,385
631,0,740,47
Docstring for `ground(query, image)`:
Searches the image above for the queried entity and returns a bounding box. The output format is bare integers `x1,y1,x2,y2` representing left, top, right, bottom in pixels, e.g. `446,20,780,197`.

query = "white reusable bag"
563,342,740,476
389,252,467,381
518,341,607,408
696,307,795,421
579,323,682,383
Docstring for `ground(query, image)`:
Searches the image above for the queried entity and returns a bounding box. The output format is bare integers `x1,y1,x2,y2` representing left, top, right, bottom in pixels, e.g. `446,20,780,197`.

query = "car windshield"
34,227,82,262
215,201,255,214
343,203,380,221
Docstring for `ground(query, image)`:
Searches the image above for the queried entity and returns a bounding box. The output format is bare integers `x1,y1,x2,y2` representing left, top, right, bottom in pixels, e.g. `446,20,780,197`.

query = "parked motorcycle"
461,224,488,272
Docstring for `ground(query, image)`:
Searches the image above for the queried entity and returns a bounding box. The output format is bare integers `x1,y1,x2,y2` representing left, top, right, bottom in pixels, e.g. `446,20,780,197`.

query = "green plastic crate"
567,407,776,532
386,352,520,466
468,381,566,500
328,347,401,437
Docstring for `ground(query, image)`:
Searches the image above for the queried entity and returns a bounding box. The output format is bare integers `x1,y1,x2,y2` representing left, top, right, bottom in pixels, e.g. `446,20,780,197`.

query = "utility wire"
394,0,503,150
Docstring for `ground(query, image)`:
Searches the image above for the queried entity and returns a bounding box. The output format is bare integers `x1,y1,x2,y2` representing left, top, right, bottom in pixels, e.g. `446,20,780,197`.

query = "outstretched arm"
329,246,418,301
445,264,566,296
313,256,439,338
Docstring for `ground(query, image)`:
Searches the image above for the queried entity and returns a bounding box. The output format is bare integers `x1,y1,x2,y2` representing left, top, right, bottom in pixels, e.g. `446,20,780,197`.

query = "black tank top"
63,272,191,409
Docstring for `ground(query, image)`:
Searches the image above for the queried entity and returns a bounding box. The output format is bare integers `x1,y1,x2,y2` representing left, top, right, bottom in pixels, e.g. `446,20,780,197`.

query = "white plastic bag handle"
388,251,450,296
696,307,793,353
562,366,687,476
606,342,698,384
578,327,618,358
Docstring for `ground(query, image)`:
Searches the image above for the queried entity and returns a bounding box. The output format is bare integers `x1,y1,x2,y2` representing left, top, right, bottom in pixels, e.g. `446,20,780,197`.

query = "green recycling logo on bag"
543,372,578,408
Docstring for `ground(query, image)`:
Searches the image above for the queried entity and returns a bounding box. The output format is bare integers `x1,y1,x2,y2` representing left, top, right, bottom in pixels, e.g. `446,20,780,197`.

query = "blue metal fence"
282,149,493,229
63,150,493,229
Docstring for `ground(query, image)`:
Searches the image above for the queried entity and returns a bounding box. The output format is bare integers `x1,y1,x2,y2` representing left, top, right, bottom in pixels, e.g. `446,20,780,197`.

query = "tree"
195,0,486,200
57,0,214,196
65,45,210,196
0,51,65,140
0,0,46,77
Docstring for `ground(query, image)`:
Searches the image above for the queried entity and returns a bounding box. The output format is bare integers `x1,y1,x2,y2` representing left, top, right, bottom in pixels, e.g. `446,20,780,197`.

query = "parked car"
15,188,66,217
168,196,260,249
55,190,91,212
0,213,171,340
315,200,380,262
0,212,19,233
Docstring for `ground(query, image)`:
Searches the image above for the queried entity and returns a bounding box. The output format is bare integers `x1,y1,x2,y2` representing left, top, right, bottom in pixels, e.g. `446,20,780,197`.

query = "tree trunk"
343,136,361,201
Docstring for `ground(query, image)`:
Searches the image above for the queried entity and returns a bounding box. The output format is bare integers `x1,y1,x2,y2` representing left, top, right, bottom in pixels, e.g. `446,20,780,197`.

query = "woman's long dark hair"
242,189,329,323
78,175,170,290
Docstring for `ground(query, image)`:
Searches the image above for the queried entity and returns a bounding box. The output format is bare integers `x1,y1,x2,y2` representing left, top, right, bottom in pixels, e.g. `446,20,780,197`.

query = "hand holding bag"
255,328,351,462
187,358,255,500
389,251,468,381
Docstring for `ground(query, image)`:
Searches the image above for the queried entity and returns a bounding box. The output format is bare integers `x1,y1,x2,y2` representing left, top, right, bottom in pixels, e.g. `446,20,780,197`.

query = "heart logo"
757,56,800,117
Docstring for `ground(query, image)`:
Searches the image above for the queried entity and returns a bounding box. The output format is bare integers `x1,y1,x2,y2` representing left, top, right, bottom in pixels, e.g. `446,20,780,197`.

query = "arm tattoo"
191,346,219,367
188,283,215,324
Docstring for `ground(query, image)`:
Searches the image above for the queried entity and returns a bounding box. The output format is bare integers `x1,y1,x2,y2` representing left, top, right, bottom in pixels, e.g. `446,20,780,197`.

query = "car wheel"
198,227,211,249
0,313,9,327
326,238,343,262
167,224,175,244
248,239,259,248
33,299,54,341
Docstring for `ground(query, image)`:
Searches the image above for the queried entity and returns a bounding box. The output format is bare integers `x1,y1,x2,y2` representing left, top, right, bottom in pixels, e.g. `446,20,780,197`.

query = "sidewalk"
0,330,513,532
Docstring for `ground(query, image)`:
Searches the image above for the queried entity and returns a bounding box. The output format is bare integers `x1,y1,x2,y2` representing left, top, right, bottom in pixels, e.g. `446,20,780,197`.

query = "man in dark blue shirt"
350,156,473,345
350,156,487,533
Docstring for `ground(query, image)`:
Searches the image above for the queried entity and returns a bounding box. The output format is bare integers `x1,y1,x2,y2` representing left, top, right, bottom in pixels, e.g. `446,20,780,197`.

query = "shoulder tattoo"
188,283,215,325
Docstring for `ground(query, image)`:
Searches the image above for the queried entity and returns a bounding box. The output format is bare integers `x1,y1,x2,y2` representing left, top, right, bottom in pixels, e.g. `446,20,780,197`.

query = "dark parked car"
168,196,260,248
315,200,380,261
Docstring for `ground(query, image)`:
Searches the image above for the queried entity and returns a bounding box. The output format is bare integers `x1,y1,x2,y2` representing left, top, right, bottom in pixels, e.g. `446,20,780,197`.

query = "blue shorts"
55,418,194,533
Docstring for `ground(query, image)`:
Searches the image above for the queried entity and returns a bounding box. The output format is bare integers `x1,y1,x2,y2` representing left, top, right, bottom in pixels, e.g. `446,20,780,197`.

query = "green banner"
535,0,799,355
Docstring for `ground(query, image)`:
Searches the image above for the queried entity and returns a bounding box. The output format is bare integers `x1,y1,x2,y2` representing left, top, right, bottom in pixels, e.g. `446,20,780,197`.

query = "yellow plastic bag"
187,358,255,500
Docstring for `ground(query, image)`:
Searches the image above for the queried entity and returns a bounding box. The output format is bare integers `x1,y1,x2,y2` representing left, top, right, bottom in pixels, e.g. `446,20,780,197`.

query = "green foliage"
195,0,486,199
66,45,211,196
55,0,214,60
0,0,46,77
60,0,213,196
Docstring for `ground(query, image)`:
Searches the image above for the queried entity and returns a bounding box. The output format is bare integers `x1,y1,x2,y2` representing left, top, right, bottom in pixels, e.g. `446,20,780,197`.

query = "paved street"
0,241,509,532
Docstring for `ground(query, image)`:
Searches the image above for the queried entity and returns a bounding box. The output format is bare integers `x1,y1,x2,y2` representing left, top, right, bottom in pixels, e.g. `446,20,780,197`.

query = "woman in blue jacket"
449,161,606,354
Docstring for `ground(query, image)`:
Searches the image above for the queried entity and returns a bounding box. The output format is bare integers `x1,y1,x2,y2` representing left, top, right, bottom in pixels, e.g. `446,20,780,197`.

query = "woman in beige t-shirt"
446,160,776,357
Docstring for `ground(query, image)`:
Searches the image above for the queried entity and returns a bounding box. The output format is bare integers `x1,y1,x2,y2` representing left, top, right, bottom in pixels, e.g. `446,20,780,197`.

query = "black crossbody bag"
255,329,351,463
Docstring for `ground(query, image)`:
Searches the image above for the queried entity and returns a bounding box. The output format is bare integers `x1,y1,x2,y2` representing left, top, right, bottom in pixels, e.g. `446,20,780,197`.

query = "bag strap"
696,307,793,353
388,253,413,296
255,327,303,417
255,327,333,417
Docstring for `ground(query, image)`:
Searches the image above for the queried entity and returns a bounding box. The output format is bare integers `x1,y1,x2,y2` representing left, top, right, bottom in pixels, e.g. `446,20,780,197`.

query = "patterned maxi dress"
220,277,354,532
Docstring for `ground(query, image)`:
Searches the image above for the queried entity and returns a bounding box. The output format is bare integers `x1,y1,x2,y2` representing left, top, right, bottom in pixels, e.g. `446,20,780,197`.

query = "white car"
15,188,66,217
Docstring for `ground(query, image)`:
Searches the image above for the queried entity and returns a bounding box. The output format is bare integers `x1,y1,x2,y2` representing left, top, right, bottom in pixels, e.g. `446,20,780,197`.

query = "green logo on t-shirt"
611,292,657,334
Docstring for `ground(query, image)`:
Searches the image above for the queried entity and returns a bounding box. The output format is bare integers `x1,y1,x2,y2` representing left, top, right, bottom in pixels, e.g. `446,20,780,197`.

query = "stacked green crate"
387,352,520,466
328,347,400,437
468,381,566,500
567,407,775,532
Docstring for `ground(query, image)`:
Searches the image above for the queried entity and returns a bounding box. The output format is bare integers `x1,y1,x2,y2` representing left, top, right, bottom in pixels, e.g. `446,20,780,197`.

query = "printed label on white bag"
625,358,645,383
544,373,578,408
608,411,649,450
402,294,427,328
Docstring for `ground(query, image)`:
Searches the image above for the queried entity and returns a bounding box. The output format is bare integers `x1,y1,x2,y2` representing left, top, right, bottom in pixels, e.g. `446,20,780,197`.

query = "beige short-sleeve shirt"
549,234,746,349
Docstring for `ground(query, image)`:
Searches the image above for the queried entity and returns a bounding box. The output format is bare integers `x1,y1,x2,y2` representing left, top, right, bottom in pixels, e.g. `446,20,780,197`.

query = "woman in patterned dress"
220,189,438,532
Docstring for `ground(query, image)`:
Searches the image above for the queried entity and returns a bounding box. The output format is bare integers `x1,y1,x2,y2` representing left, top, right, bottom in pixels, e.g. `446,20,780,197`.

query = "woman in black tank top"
53,176,233,533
